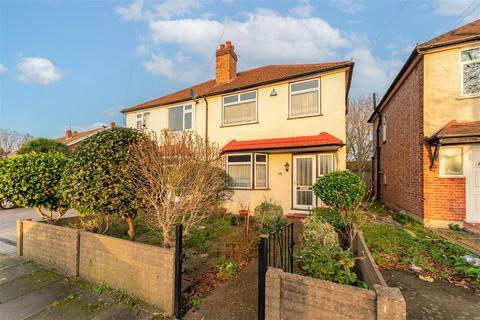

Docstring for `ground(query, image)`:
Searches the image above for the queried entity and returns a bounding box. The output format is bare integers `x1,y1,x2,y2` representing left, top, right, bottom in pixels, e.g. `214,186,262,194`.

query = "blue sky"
1,0,479,138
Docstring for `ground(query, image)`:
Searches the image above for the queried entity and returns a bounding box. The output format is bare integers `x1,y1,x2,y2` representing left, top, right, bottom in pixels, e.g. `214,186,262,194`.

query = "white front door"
471,150,480,222
293,155,316,210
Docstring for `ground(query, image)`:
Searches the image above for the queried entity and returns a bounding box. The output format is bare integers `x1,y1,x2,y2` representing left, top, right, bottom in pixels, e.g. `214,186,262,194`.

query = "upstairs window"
289,79,320,118
168,104,193,132
440,147,463,177
461,47,480,96
223,91,257,126
136,112,150,129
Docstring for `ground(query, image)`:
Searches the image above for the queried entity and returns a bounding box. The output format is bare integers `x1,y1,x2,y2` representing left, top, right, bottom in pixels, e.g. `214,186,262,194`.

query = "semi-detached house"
122,41,353,216
369,20,480,229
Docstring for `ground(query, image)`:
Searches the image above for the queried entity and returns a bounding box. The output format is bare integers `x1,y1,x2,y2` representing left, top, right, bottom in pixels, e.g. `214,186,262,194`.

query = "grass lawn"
361,204,480,293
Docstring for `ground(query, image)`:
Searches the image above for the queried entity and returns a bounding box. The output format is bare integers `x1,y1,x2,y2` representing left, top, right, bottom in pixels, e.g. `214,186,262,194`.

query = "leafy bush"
313,170,365,214
296,241,361,286
310,208,349,231
61,127,140,240
296,213,364,287
303,214,339,250
0,152,68,222
254,200,288,233
17,138,69,155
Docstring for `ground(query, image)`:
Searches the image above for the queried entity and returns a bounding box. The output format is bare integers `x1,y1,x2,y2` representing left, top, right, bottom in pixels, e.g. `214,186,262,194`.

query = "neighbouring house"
57,122,116,149
122,41,353,216
369,20,480,228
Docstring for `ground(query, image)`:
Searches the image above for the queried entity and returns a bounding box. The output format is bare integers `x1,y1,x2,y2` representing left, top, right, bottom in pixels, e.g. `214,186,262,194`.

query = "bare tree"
0,129,32,157
129,130,232,247
346,96,373,180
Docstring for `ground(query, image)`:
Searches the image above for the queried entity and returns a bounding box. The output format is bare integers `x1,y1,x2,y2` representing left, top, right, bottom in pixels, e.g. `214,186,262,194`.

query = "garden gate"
258,223,295,320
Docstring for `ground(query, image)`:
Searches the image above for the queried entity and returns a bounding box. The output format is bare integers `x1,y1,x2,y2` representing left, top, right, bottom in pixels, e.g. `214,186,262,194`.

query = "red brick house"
369,20,480,228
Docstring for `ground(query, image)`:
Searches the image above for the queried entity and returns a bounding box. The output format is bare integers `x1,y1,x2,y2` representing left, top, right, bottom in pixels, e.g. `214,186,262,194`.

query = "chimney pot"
220,44,225,49
65,129,73,139
110,121,116,129
226,41,231,47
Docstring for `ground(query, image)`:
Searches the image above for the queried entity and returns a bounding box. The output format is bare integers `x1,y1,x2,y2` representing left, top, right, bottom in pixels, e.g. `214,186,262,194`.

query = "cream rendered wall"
423,41,480,137
124,68,349,214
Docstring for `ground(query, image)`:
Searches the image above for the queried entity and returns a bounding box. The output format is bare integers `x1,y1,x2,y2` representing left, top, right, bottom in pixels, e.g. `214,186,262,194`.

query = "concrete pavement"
0,208,40,255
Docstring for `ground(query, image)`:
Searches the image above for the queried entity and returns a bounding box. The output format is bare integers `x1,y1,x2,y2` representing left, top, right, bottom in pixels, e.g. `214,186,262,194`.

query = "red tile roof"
431,120,480,138
221,132,344,152
56,127,105,146
418,19,480,50
121,61,353,113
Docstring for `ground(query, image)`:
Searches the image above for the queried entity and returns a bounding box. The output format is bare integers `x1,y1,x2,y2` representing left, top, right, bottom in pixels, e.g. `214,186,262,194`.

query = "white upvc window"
168,104,193,132
289,78,320,118
318,154,334,176
227,154,253,189
222,91,257,126
255,153,268,189
382,115,387,143
136,112,150,129
440,147,463,177
226,153,269,189
460,47,480,97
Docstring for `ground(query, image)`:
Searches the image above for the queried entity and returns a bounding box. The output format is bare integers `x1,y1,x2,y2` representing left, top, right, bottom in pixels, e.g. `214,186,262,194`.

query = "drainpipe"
373,93,382,199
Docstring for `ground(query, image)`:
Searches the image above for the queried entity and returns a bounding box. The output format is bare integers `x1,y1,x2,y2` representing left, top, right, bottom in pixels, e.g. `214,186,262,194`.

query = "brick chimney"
109,121,116,129
65,129,73,140
216,41,237,85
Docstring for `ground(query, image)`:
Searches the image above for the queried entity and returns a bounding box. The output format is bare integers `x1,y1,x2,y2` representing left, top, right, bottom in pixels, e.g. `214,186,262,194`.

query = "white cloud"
0,64,7,74
329,0,363,14
433,0,474,15
153,0,201,20
116,0,145,21
119,3,399,95
290,0,315,18
17,57,62,85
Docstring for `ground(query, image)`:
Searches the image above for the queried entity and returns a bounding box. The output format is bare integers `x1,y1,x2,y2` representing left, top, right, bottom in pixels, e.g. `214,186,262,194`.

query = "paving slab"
0,264,34,285
0,269,63,303
0,279,78,320
0,256,25,270
382,269,480,320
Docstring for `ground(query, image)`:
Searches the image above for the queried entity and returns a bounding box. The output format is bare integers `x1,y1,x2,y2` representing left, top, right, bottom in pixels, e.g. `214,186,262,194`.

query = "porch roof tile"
221,132,344,152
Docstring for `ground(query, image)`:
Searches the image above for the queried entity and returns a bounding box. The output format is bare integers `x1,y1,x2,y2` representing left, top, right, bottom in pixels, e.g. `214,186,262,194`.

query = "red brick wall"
423,145,466,224
373,59,424,219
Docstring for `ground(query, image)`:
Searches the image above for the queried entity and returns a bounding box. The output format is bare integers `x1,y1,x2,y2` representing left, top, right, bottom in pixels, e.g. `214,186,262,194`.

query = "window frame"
289,78,321,119
317,153,334,177
136,112,150,129
439,147,464,178
168,104,194,132
460,46,480,98
226,153,253,189
225,152,269,190
382,115,387,143
254,153,269,189
221,90,258,126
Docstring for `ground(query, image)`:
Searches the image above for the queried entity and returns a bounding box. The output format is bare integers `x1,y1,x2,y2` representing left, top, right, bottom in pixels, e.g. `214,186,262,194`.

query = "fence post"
258,235,268,320
174,224,183,318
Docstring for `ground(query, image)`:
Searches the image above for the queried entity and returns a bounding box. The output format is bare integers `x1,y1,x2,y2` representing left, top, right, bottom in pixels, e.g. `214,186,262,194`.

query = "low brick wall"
265,268,405,320
265,228,405,320
18,220,79,276
79,231,175,314
16,219,176,315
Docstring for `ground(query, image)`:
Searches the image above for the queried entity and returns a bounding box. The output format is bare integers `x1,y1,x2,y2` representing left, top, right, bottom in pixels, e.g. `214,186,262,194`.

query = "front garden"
361,203,480,294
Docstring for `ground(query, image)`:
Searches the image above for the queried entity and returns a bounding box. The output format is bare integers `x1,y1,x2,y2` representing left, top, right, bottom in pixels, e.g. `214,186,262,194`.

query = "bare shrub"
130,130,232,247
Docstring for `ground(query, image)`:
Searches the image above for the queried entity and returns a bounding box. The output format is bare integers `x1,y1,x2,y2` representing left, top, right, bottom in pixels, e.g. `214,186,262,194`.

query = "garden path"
185,259,258,320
